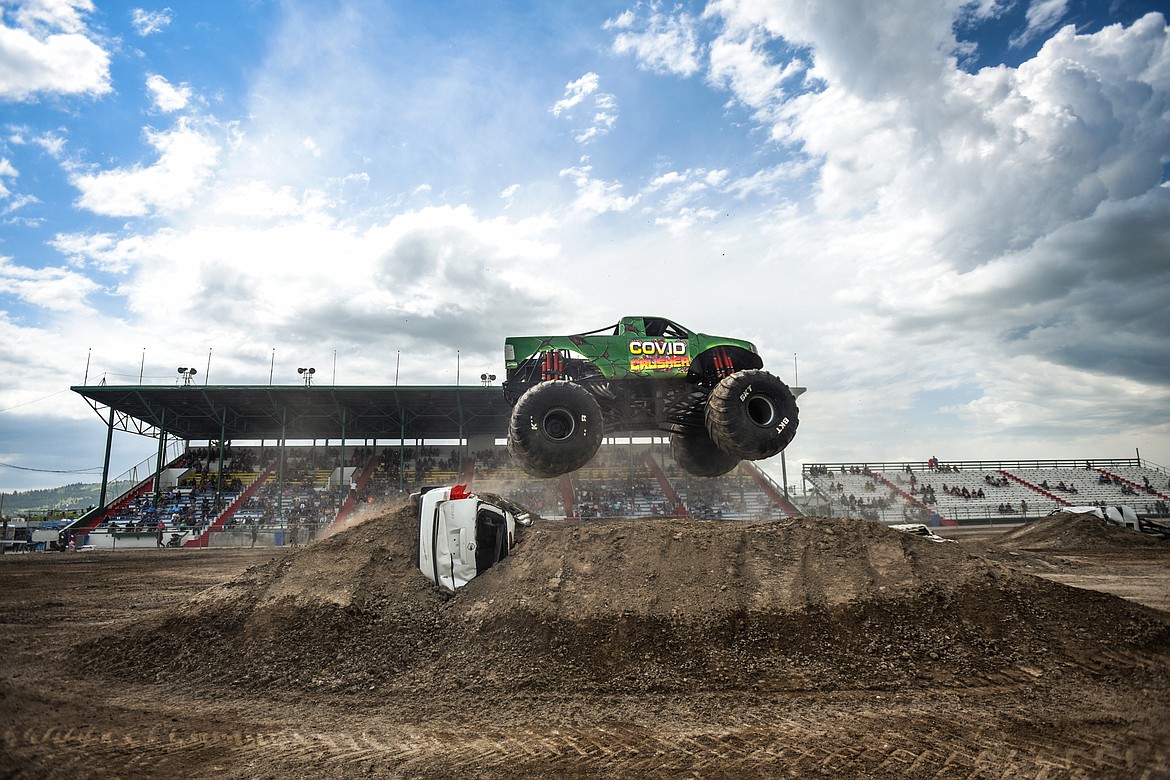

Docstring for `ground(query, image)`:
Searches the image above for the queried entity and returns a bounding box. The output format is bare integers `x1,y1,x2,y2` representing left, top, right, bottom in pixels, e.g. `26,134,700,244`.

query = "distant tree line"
1,482,103,515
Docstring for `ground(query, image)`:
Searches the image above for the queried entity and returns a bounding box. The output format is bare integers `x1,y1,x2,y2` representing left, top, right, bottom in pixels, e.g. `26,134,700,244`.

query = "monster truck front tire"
705,369,798,461
670,432,740,478
507,380,604,478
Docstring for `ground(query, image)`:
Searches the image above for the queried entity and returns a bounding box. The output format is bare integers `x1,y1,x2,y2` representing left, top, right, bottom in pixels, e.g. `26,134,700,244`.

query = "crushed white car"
1057,505,1140,531
889,523,955,542
415,485,534,591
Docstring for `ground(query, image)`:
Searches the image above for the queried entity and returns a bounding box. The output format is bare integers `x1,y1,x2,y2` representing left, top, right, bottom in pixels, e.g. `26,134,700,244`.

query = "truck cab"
503,316,760,393
415,485,531,591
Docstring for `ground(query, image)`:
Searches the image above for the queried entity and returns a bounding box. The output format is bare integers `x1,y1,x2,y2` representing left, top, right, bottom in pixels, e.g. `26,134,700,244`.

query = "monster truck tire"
508,380,604,478
705,369,798,461
670,432,740,478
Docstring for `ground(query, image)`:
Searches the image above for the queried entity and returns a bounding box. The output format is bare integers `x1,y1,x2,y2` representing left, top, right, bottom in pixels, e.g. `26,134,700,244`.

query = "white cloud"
33,129,66,156
654,205,718,235
605,4,702,76
559,164,638,215
0,0,110,100
1010,0,1070,48
705,28,807,133
705,7,1170,272
0,156,15,197
145,73,191,112
11,0,94,32
51,230,143,273
0,253,99,313
551,72,599,115
45,203,564,375
638,166,735,227
209,180,324,220
131,7,173,37
69,119,221,216
551,72,618,144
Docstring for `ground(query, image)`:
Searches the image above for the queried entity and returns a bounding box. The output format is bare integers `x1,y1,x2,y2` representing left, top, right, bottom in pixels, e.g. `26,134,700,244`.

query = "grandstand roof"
71,384,512,441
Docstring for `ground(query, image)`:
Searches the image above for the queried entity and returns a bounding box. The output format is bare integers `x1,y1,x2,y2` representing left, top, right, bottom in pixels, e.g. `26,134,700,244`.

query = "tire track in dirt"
5,713,1167,779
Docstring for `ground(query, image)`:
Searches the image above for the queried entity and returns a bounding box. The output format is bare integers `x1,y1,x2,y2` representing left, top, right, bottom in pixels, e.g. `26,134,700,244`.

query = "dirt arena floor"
1,504,1168,779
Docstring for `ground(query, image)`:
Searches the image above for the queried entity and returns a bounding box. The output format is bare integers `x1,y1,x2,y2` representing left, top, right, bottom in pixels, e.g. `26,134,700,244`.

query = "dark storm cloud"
891,189,1170,386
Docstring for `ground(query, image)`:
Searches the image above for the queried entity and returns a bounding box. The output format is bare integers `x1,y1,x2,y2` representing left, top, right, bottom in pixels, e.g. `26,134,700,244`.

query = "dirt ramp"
430,516,1170,693
79,509,1170,696
457,516,982,619
190,499,428,610
996,510,1166,551
80,502,447,690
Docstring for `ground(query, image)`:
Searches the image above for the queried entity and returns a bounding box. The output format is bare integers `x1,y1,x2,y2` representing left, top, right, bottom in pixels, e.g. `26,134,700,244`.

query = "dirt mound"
80,505,1170,696
996,510,1166,551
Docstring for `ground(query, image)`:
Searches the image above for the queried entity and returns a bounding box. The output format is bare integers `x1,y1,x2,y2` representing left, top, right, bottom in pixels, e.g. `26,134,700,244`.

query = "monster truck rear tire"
507,380,604,478
705,369,798,461
670,432,740,478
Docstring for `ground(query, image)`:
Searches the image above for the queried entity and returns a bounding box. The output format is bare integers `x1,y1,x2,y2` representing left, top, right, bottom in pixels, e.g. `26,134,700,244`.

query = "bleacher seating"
803,459,1170,526
85,446,1169,542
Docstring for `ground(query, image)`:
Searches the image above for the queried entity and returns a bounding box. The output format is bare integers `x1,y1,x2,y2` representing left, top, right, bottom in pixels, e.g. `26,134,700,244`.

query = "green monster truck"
502,316,798,478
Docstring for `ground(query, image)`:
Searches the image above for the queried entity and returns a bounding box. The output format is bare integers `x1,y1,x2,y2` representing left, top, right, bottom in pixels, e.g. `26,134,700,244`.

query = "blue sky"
1,0,1168,492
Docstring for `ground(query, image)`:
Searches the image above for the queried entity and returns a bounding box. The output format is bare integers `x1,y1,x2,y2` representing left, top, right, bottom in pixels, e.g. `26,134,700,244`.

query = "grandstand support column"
277,409,287,523
151,408,167,507
456,387,466,478
398,418,406,493
781,450,790,501
98,405,116,510
216,418,226,511
337,406,347,514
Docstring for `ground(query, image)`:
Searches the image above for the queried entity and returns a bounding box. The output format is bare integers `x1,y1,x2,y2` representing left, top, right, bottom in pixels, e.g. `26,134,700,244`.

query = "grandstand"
802,458,1170,526
57,441,1170,551
53,382,1169,549
58,438,802,547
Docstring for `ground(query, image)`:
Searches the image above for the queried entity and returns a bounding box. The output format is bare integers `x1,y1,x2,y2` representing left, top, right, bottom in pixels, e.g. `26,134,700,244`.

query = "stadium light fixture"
177,367,198,386
297,367,316,387
481,372,497,386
